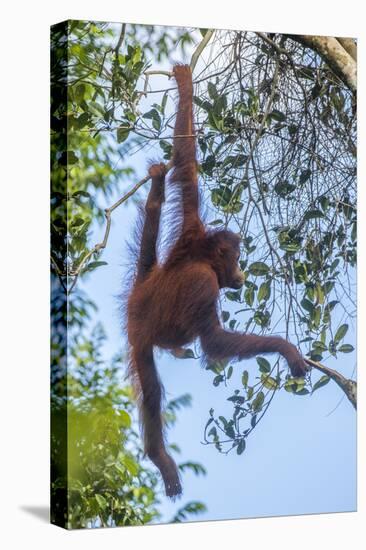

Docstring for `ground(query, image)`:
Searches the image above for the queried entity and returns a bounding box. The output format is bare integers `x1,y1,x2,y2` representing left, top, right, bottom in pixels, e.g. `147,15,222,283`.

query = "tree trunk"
290,34,357,92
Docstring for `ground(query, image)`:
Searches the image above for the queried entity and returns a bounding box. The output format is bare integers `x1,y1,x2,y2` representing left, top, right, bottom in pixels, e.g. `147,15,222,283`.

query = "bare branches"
190,30,215,72
141,30,215,95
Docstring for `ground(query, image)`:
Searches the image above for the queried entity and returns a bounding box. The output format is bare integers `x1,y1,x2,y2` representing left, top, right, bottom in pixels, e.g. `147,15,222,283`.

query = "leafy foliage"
51,324,206,528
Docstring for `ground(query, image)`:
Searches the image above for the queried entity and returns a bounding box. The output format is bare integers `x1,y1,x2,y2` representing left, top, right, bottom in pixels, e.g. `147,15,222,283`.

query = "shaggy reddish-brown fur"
127,65,307,498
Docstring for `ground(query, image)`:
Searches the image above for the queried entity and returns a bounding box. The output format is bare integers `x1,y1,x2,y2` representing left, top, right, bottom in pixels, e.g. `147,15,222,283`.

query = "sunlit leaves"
172,501,207,523
95,494,108,510
88,100,105,117
261,374,278,390
284,377,307,394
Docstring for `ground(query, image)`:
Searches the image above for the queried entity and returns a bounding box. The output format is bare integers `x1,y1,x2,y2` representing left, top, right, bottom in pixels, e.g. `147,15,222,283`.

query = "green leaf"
75,112,90,129
208,426,217,438
124,455,139,477
301,298,314,313
237,439,246,455
261,374,278,390
225,289,242,302
256,357,271,373
338,344,354,353
258,281,271,302
213,374,224,386
67,151,79,165
284,244,301,253
70,217,84,227
161,92,168,114
207,82,218,100
299,169,311,184
143,108,161,131
270,109,286,122
117,127,129,143
288,124,298,135
182,348,195,359
227,394,245,404
88,101,105,117
95,494,107,510
118,409,131,428
293,388,310,396
334,324,349,343
178,462,206,476
244,286,254,306
304,209,324,220
312,341,327,352
312,375,330,393
242,370,249,388
222,311,230,322
193,96,213,112
252,391,265,412
211,186,231,207
248,262,269,276
85,261,108,272
274,181,296,197
72,190,91,198
284,378,306,393
74,83,85,103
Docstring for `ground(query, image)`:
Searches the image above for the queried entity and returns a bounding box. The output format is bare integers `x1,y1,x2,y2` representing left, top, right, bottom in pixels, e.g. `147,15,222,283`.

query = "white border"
1,1,363,548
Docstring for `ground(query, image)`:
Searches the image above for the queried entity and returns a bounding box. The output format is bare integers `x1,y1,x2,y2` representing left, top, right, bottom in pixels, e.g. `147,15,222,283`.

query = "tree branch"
305,358,357,409
336,37,357,62
114,23,126,56
289,34,357,92
190,30,215,72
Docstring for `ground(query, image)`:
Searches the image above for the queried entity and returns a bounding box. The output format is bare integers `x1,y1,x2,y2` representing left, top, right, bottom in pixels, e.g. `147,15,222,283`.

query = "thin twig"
114,23,126,56
190,30,215,72
67,160,174,294
144,70,173,77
